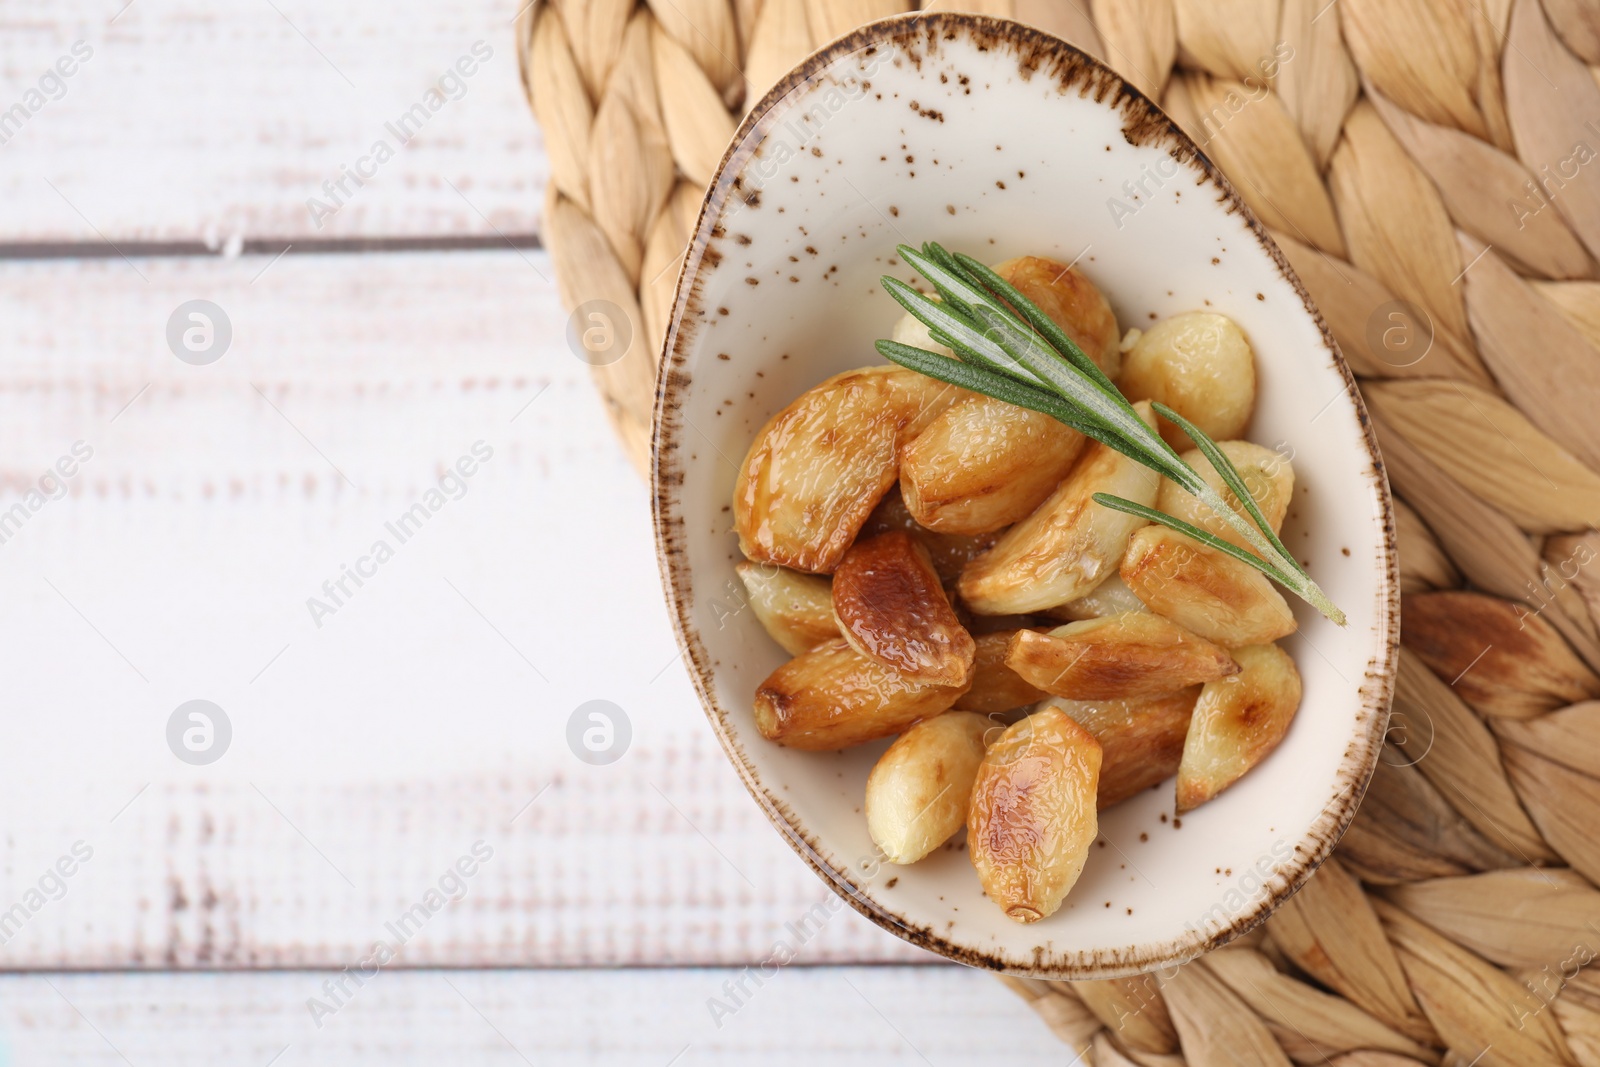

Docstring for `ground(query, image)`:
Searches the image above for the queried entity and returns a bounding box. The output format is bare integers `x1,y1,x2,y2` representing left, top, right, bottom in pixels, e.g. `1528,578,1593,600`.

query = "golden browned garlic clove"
1156,440,1295,550
857,484,1005,584
1119,312,1257,449
958,402,1162,614
1044,574,1150,622
734,367,961,574
735,561,838,655
1176,644,1303,813
831,532,976,686
753,639,971,751
866,712,994,864
991,255,1122,377
895,255,1119,535
968,707,1102,923
1120,526,1298,646
954,630,1050,713
1005,613,1239,701
900,395,1086,535
1058,687,1201,808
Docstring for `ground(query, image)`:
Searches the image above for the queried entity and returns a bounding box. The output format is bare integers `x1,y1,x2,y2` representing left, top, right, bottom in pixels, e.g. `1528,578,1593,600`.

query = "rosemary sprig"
874,242,1346,626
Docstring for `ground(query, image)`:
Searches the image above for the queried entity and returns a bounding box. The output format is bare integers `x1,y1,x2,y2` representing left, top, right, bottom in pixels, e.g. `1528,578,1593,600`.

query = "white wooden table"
0,2,1065,1061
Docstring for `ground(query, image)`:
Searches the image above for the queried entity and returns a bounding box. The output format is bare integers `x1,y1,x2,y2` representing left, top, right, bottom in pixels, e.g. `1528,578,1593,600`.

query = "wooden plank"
0,250,924,968
0,967,1064,1063
0,0,547,243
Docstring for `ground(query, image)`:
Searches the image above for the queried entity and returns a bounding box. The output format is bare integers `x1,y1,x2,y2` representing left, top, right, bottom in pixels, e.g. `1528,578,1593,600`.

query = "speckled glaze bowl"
652,12,1398,979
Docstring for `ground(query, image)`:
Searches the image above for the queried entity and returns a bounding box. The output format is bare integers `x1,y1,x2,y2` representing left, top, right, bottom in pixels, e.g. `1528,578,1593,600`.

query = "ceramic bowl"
652,12,1397,978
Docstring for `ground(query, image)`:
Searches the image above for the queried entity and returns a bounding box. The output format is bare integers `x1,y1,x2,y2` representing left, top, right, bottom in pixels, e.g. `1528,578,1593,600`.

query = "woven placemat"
517,1,1600,1062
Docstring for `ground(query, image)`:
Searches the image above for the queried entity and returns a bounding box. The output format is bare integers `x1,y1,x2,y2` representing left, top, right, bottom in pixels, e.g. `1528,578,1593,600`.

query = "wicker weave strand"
517,1,1600,1062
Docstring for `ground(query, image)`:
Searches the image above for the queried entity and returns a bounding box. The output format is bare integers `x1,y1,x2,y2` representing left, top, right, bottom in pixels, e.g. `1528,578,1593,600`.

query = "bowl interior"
653,13,1397,978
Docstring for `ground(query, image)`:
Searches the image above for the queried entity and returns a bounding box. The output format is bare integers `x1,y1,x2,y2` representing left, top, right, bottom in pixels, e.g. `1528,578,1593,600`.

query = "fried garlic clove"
1044,574,1150,621
753,639,970,751
857,484,1005,584
832,532,976,686
954,630,1050,713
900,395,1087,535
736,561,839,655
1120,312,1257,449
895,256,1118,536
1156,440,1295,551
958,402,1162,615
991,255,1122,378
1057,688,1200,808
1005,613,1239,701
968,707,1102,923
734,366,961,574
1176,644,1303,813
866,712,994,864
1120,526,1298,646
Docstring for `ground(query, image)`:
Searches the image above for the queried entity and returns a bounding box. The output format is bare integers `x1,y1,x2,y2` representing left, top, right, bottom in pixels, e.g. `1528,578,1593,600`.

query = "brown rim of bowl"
649,10,1399,978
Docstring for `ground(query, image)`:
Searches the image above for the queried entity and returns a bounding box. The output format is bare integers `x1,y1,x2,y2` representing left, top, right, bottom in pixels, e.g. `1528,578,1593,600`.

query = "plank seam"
0,234,544,260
